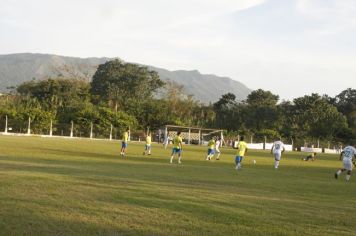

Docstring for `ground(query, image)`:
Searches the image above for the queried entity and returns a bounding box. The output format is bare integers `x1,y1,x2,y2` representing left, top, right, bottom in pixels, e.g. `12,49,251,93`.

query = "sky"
0,0,355,100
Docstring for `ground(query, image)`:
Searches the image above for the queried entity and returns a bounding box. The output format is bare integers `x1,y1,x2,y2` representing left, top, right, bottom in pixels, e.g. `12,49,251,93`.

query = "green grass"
0,135,355,236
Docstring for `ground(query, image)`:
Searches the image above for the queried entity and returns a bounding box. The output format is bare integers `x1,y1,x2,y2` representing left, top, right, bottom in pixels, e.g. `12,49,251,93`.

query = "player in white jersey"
215,137,221,160
270,138,285,169
335,145,356,181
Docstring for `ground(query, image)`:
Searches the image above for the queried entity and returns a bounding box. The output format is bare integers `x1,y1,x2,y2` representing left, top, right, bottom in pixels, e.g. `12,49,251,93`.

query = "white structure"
4,115,8,134
163,125,224,145
49,119,53,136
70,121,74,138
239,142,293,151
27,117,31,135
90,122,93,139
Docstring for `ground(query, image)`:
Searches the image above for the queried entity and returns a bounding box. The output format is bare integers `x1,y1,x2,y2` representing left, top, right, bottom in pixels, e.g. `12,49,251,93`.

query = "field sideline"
0,135,355,235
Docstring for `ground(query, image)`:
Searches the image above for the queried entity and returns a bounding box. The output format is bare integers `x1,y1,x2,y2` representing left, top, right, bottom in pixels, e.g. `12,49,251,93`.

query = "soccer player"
235,136,248,170
302,152,317,161
170,131,183,164
143,132,152,155
271,137,285,169
215,136,222,160
334,145,356,181
206,137,215,160
120,128,129,156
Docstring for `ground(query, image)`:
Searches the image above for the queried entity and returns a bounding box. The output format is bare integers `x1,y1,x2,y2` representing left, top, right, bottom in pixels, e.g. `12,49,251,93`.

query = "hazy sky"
1,0,355,100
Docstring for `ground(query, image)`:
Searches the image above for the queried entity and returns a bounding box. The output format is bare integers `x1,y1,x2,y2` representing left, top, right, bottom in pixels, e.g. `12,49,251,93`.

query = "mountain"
0,53,251,103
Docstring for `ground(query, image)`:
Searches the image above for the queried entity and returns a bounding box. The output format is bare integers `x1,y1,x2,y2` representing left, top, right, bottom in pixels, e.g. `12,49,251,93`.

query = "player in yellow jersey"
206,137,216,160
120,128,130,156
143,132,152,155
170,131,183,164
235,136,248,170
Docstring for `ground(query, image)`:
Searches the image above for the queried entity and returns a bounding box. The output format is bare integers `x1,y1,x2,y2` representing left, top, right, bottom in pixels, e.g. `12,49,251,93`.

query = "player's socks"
337,170,342,175
170,156,173,163
346,175,351,181
178,157,181,164
274,161,279,169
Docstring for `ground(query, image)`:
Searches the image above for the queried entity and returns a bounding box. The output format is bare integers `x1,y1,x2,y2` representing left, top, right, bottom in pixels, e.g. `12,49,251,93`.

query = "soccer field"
0,136,355,235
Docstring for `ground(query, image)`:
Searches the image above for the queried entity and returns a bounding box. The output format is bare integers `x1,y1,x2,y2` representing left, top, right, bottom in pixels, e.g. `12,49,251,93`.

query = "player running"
235,136,248,170
206,137,215,160
143,132,152,155
170,132,183,164
334,145,356,181
120,128,130,157
271,137,285,169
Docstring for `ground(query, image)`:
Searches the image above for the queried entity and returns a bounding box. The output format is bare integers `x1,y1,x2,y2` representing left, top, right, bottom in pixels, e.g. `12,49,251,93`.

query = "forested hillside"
0,53,251,103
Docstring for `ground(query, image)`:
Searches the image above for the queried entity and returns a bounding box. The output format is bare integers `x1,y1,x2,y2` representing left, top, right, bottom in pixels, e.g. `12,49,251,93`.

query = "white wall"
301,147,323,153
233,142,293,151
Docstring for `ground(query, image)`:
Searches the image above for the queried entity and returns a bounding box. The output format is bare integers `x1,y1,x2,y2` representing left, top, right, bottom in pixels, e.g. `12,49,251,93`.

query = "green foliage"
246,89,279,106
0,96,18,118
333,88,356,138
91,59,165,111
214,90,281,133
212,90,354,145
72,104,138,137
0,64,354,145
292,94,348,140
25,108,55,134
244,105,279,132
255,129,279,139
213,93,240,131
17,78,90,111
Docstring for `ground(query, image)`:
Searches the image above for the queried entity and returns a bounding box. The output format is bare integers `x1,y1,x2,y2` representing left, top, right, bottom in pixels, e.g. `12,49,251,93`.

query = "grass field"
0,135,355,235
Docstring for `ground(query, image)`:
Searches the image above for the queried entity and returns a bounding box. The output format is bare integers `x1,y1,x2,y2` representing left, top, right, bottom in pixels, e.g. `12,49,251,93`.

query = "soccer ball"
253,160,256,165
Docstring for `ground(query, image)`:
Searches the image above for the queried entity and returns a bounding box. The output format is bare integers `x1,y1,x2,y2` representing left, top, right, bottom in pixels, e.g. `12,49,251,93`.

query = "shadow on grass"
0,201,166,236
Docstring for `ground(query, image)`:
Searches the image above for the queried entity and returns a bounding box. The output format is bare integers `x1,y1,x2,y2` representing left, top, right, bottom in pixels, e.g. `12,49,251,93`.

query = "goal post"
162,125,224,147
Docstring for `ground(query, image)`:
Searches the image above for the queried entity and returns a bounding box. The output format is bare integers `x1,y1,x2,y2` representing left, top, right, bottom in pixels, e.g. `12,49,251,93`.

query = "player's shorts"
215,148,221,153
122,142,128,148
172,147,181,154
145,144,151,150
235,156,243,164
343,160,353,171
207,148,215,155
273,152,281,161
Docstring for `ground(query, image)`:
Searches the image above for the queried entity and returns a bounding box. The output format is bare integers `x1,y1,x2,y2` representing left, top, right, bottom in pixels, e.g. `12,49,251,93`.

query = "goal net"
162,125,224,148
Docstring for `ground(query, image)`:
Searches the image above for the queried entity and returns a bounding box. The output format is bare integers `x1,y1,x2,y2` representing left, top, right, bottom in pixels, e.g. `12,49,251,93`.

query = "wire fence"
0,116,165,143
0,116,342,153
0,117,126,140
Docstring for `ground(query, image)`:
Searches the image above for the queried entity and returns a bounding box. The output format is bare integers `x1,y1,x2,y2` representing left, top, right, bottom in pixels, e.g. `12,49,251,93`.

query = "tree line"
0,59,354,146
